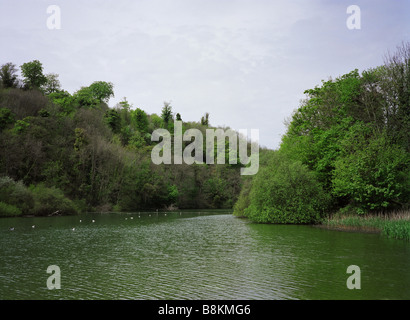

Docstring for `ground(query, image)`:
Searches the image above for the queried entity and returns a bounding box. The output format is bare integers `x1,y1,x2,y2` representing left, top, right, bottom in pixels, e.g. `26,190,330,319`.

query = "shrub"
0,201,22,217
0,176,34,214
30,184,78,216
244,153,330,224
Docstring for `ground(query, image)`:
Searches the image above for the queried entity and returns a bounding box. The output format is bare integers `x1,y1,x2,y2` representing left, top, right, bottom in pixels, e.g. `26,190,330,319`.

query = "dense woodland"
234,42,409,223
0,60,246,216
0,42,409,222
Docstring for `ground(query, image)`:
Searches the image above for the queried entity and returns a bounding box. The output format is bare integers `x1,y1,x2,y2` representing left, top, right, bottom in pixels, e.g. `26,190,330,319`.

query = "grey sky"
1,0,409,149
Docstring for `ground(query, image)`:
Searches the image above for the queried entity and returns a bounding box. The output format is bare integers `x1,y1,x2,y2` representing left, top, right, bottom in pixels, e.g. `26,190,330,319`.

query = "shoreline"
319,210,410,241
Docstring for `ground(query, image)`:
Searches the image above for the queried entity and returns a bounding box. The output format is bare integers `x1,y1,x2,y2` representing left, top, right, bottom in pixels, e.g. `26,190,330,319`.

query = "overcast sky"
1,0,409,149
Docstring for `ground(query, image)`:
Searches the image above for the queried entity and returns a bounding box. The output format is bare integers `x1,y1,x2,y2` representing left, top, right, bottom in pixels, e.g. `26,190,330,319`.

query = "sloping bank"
233,152,410,241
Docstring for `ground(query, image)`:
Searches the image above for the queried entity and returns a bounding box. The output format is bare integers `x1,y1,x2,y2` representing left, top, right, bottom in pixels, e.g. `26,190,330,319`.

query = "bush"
30,184,78,216
244,153,330,224
0,201,22,217
0,176,34,214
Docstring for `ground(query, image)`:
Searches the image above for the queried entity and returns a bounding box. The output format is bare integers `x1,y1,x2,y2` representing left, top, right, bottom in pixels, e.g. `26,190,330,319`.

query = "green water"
0,211,409,300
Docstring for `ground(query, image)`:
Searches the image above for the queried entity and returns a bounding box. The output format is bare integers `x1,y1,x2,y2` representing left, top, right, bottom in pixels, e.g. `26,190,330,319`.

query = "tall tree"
0,62,19,89
20,60,47,90
161,101,173,127
43,73,61,94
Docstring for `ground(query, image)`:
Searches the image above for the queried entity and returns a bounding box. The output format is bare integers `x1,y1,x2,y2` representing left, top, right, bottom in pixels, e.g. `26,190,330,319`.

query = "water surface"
0,211,409,299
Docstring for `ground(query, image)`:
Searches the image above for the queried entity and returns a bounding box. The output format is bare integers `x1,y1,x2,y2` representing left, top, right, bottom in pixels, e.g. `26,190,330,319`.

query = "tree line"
234,42,409,223
0,60,244,216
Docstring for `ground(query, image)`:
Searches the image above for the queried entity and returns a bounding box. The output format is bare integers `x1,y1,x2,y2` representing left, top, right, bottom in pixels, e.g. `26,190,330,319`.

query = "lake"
0,211,409,300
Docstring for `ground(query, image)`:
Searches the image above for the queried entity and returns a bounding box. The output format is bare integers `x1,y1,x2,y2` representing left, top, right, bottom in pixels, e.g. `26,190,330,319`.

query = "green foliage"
233,178,252,217
88,81,114,103
29,184,78,216
0,202,22,217
104,109,121,133
46,90,76,115
73,81,114,108
20,60,47,90
167,185,179,206
204,177,228,208
244,153,329,224
0,62,19,89
277,45,410,217
43,73,61,95
149,113,163,130
0,107,15,131
74,127,87,151
130,108,149,133
161,101,173,127
13,117,32,133
332,128,409,213
201,112,210,126
0,176,34,215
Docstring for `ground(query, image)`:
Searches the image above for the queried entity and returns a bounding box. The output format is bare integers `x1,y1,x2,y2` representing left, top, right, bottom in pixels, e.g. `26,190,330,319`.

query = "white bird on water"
92,220,95,223
71,227,75,231
32,225,35,229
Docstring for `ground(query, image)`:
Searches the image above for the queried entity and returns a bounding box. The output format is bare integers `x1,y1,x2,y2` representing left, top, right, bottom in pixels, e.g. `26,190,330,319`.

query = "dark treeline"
234,42,409,223
0,60,245,216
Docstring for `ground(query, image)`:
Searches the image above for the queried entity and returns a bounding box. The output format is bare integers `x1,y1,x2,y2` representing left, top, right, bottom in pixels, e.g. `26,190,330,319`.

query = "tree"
201,112,209,126
0,63,19,89
104,109,122,134
161,101,173,127
332,126,409,213
88,81,114,103
73,81,114,108
43,73,61,95
0,107,15,131
381,41,410,151
131,108,149,133
20,60,47,90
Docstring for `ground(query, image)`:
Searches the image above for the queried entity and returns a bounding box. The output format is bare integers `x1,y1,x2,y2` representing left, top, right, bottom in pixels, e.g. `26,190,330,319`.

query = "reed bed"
322,210,410,241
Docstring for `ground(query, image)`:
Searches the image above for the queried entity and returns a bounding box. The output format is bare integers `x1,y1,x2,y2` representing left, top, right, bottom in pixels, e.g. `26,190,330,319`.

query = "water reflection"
0,212,409,300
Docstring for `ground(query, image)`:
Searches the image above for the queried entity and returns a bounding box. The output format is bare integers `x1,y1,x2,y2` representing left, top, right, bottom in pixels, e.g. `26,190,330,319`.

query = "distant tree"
117,97,131,111
161,101,173,126
104,109,121,134
88,81,114,103
43,73,61,95
0,107,15,131
20,60,47,90
0,63,19,89
201,112,209,126
131,108,149,133
74,81,114,108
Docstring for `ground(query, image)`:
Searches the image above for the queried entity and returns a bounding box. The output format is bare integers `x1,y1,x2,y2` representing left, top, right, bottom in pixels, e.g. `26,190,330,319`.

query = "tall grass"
323,210,410,241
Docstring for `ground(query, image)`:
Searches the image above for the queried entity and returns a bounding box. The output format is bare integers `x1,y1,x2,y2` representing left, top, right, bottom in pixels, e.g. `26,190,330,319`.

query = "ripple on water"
1,212,410,299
